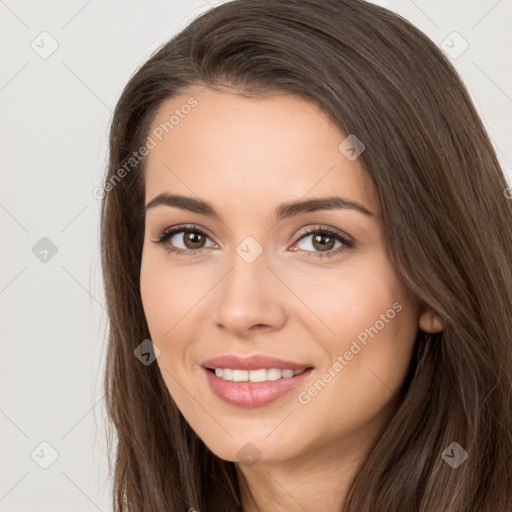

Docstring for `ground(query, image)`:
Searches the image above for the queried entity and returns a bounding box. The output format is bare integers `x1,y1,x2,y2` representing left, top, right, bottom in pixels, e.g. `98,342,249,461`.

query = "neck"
233,395,399,512
236,446,360,512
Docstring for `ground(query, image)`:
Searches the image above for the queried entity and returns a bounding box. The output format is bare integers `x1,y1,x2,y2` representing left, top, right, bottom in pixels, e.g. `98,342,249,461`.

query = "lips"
201,354,314,371
202,366,315,407
200,354,316,407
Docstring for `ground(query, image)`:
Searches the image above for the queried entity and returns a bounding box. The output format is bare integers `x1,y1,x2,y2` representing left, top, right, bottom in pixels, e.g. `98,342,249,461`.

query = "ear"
419,309,444,333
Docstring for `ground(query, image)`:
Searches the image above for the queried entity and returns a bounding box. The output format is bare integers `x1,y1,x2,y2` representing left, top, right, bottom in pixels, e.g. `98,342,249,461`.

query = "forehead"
144,87,380,218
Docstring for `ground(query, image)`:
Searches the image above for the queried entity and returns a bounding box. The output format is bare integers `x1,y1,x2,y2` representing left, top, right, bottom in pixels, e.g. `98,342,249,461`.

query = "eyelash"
151,224,355,259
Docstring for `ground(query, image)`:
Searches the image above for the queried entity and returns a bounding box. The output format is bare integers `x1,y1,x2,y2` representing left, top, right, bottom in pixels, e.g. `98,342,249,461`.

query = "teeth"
233,369,249,382
212,367,307,382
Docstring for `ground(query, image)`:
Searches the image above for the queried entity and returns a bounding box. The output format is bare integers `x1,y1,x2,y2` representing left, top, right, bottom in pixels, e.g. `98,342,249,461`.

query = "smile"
202,366,314,408
210,367,307,382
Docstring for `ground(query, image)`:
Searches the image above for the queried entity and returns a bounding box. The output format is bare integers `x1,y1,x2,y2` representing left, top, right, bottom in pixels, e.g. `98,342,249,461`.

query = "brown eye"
152,225,216,256
180,230,207,249
294,226,355,259
311,232,336,251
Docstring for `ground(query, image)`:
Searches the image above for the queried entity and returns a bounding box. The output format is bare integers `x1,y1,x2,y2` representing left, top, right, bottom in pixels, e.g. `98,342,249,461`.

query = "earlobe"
419,309,444,333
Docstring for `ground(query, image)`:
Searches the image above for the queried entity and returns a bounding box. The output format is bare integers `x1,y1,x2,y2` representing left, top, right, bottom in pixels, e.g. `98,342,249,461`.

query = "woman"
99,0,512,510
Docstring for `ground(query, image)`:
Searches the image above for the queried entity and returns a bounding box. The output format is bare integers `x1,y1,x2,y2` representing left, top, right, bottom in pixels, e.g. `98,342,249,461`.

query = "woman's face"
140,86,420,467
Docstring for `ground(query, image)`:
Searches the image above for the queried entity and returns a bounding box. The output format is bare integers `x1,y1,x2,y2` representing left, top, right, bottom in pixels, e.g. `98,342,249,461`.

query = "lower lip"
202,367,314,408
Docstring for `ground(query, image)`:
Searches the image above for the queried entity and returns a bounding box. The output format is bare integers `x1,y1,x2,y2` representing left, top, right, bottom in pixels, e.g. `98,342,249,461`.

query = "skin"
140,86,443,512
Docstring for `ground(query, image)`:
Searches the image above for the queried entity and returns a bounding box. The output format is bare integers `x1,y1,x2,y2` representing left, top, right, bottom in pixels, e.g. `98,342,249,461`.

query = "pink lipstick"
201,354,315,408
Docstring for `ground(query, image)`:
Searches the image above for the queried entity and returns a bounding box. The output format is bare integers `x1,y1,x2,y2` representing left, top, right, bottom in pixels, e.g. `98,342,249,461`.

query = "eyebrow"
144,193,377,223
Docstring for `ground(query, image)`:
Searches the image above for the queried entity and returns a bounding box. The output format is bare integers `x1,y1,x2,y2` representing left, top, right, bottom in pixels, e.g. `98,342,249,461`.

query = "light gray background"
1,1,511,510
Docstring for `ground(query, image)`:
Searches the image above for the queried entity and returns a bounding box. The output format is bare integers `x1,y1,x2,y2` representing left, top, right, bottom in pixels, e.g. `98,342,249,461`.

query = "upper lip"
201,354,314,371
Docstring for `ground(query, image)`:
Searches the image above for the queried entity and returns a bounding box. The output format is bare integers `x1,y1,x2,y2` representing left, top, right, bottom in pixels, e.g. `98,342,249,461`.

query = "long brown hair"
99,0,512,510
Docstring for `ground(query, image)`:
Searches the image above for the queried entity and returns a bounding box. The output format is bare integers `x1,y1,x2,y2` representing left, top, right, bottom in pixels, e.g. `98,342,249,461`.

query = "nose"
211,252,287,336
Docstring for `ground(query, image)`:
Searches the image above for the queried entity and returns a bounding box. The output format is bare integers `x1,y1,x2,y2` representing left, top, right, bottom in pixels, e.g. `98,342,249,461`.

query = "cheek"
140,259,166,334
286,258,407,342
295,277,418,441
298,256,418,389
140,247,196,333
140,256,191,400
139,250,210,379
